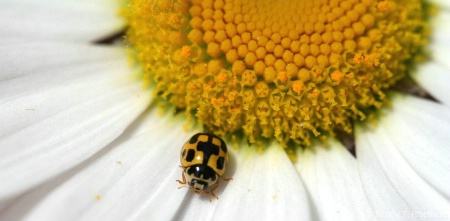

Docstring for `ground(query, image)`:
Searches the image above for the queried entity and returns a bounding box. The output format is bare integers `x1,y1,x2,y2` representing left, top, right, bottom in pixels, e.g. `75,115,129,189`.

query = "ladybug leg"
208,182,220,200
176,168,187,186
221,176,233,182
201,189,213,202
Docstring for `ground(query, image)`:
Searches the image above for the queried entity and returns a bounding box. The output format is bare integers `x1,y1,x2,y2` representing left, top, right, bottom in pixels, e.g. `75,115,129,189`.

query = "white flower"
1,0,449,220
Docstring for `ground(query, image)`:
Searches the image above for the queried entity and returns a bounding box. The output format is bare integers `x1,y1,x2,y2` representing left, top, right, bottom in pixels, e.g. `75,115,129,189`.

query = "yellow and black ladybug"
176,133,232,199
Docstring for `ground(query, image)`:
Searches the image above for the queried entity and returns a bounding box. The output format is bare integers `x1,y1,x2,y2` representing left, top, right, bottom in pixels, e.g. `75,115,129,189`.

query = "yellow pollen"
331,70,344,82
277,71,289,83
378,1,389,11
353,53,364,64
124,0,430,148
169,13,180,25
292,81,305,94
180,45,193,58
217,71,228,83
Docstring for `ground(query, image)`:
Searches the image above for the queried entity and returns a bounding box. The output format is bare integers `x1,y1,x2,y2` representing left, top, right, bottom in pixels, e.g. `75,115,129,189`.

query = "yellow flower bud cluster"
124,0,429,147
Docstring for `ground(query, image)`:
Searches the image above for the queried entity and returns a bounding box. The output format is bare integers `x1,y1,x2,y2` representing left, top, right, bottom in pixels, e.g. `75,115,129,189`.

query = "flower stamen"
124,0,430,148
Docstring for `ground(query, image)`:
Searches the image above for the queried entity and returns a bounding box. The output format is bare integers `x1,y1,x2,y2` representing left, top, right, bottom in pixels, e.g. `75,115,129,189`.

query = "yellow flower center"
124,0,429,148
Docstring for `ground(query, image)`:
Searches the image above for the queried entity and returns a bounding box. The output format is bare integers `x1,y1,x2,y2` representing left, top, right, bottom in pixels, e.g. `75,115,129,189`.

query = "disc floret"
124,0,429,147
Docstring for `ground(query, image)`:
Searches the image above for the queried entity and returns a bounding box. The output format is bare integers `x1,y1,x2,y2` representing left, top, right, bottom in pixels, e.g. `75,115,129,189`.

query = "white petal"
296,139,376,221
414,9,450,107
431,6,450,44
430,0,450,10
414,0,450,106
0,109,192,221
0,0,124,42
0,42,150,200
429,40,450,70
176,144,312,221
412,62,450,107
356,93,450,218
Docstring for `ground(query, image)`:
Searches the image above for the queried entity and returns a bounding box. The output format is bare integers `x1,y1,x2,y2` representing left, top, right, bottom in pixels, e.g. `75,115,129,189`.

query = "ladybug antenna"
177,185,189,190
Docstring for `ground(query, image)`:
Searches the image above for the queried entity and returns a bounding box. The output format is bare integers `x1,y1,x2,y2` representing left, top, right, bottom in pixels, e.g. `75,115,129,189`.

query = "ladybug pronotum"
176,133,232,199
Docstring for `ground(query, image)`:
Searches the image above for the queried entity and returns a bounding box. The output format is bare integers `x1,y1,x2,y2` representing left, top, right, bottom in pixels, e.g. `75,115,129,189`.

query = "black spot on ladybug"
188,133,203,144
216,157,225,170
182,149,186,157
186,149,195,162
189,133,226,152
196,139,219,165
187,165,217,181
217,137,227,153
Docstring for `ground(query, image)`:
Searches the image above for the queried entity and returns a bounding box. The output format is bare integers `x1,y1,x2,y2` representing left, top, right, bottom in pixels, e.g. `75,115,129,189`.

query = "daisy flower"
1,0,449,220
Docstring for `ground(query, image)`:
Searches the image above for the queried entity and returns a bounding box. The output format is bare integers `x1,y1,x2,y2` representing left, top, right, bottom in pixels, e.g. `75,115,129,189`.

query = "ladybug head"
185,165,218,191
190,179,208,191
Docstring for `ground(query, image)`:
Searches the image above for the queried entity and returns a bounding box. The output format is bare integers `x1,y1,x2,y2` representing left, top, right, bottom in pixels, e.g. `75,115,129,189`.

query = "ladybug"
176,133,232,199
